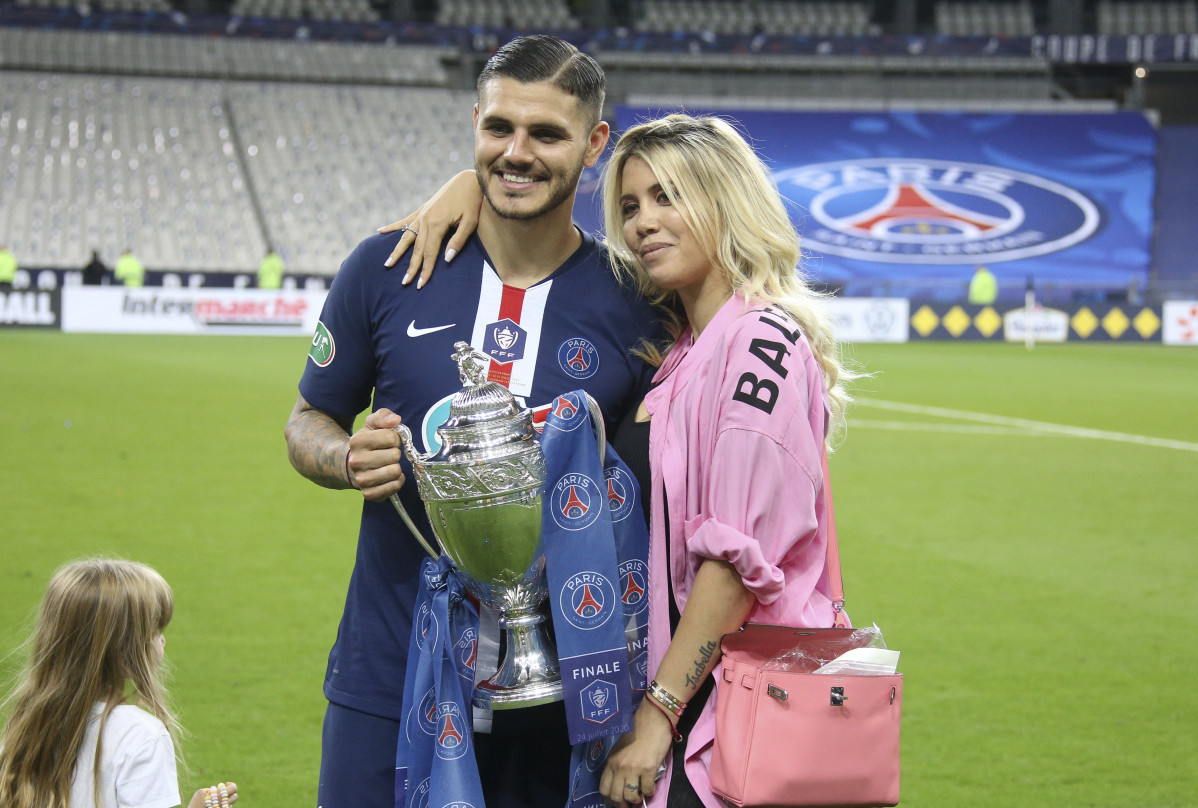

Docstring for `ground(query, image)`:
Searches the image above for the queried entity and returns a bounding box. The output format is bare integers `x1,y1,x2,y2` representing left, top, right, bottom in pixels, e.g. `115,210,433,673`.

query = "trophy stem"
474,607,564,709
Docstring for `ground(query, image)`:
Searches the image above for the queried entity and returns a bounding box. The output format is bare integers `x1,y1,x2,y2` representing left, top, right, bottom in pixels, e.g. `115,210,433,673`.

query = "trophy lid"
433,342,536,459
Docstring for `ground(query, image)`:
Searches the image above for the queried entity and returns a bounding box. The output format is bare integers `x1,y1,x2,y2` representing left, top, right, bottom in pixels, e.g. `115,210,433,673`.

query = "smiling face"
474,78,609,222
618,156,725,307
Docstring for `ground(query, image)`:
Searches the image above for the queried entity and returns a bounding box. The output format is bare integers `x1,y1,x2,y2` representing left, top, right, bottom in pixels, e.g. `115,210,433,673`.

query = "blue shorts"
318,703,399,808
317,701,572,808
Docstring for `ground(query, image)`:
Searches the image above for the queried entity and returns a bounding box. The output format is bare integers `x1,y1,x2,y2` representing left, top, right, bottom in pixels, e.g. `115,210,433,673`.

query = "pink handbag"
708,455,902,808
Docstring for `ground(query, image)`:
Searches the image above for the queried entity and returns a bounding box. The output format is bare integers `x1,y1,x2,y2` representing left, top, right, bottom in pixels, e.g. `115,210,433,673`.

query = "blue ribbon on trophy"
395,556,483,808
541,391,650,808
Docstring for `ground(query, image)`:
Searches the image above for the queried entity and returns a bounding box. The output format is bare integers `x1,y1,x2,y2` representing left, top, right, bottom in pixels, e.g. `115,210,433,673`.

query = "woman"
381,112,853,807
596,114,853,808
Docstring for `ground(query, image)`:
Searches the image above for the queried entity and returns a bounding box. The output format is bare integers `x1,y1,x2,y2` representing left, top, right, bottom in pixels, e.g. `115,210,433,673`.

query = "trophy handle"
583,392,606,467
389,493,440,559
390,423,440,559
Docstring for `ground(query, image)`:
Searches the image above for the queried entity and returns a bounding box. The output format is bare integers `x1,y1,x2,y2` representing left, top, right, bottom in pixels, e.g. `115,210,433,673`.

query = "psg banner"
594,109,1155,293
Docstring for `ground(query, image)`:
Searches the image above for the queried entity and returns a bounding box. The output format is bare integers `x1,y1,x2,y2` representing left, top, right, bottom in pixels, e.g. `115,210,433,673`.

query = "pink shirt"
643,293,836,807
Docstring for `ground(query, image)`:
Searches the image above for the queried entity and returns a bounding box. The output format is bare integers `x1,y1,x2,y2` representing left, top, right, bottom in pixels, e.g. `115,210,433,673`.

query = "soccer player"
284,35,661,808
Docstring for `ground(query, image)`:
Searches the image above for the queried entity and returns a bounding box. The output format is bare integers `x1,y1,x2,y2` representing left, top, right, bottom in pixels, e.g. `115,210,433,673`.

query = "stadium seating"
933,2,1036,36
229,0,381,24
0,28,452,86
633,1,878,36
434,0,579,30
0,70,474,274
1095,0,1198,34
225,82,475,274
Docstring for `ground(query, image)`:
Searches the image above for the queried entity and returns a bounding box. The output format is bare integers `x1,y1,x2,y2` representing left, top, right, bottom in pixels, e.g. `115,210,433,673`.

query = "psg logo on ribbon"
408,778,431,808
559,571,616,630
604,466,637,522
618,559,648,617
405,687,438,742
557,337,599,380
544,392,588,432
456,627,478,673
434,702,470,760
415,601,438,654
775,158,1100,264
551,473,604,531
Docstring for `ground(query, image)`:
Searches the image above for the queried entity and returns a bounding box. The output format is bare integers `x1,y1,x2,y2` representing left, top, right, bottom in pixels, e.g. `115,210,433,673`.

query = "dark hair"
477,35,605,130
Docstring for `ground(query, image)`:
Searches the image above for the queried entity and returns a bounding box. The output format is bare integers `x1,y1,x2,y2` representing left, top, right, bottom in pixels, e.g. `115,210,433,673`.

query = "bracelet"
203,784,230,808
647,680,687,717
645,696,683,744
344,447,358,490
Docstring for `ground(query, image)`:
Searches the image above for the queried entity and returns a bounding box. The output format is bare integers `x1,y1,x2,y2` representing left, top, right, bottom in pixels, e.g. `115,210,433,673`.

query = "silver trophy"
392,341,603,709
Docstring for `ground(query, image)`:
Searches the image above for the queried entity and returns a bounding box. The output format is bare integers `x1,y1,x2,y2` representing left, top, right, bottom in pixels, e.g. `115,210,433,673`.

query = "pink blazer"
643,293,836,807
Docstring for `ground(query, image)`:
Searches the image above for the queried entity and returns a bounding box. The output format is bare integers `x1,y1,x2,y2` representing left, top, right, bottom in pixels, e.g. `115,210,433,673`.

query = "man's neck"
476,204,582,289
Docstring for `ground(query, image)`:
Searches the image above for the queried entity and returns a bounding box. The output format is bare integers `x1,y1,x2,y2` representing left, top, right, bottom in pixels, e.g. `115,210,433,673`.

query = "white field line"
855,398,1198,453
850,419,1046,437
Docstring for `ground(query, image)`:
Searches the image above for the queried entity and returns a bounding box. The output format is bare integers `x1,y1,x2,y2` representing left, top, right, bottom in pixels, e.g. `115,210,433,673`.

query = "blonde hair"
602,113,856,435
0,559,178,808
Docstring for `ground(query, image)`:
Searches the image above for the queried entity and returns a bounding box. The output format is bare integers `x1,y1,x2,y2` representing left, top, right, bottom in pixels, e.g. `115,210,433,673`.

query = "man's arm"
285,394,356,489
285,394,407,500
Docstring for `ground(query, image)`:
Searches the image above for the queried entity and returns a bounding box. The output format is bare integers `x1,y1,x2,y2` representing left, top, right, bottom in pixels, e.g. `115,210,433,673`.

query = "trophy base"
472,609,564,710
474,678,563,710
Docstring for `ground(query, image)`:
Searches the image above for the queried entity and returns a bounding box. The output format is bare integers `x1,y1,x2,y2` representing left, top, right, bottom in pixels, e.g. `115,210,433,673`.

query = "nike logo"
407,320,456,338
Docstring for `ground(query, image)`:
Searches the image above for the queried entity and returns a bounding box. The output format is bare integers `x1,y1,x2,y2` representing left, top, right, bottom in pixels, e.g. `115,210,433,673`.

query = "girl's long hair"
0,559,178,808
602,113,858,437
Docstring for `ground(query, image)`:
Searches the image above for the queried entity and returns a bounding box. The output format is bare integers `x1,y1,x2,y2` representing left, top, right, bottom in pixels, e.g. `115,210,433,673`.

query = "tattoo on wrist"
684,640,718,689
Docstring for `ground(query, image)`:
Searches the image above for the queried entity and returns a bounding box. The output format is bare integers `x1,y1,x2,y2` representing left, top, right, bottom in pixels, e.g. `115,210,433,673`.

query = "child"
0,559,242,808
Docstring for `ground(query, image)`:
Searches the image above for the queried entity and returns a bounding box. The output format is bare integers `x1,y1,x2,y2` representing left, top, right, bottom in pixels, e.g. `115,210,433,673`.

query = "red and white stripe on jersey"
471,264,552,398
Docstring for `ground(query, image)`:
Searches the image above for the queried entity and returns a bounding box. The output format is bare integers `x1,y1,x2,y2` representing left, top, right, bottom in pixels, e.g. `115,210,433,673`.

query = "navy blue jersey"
299,228,661,719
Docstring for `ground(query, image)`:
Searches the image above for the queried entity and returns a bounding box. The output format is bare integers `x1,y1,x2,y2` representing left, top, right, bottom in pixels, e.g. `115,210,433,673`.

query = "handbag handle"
822,446,851,629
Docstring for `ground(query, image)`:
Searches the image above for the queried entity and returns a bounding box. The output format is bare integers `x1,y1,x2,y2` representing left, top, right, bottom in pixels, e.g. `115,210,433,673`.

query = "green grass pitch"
2,332,1196,807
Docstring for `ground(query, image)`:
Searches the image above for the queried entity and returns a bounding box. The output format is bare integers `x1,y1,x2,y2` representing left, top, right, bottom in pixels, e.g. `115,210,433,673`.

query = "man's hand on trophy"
346,408,407,501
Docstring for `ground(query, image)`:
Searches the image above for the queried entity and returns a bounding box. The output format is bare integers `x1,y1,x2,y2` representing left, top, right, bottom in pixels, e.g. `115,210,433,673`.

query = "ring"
400,224,418,237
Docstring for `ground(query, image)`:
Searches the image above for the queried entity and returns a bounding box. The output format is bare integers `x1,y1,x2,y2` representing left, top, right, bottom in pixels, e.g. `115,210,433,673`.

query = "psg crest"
775,158,1099,264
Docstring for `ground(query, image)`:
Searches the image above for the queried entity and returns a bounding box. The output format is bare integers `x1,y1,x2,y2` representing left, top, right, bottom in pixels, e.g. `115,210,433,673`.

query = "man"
258,246,284,289
114,248,145,288
285,36,660,808
968,264,997,305
0,245,15,285
82,250,107,286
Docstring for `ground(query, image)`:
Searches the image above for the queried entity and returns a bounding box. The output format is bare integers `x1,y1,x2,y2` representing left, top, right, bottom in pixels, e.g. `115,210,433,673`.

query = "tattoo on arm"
683,640,719,690
285,400,355,489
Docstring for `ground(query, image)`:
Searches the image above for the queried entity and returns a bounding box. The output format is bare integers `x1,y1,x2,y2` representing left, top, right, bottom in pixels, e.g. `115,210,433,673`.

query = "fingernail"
384,257,395,268
402,272,413,285
377,226,385,233
445,248,457,262
416,277,426,290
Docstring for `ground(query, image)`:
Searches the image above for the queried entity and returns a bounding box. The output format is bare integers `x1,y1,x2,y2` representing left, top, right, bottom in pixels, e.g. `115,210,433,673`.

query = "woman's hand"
377,169,483,288
599,702,675,806
187,781,238,808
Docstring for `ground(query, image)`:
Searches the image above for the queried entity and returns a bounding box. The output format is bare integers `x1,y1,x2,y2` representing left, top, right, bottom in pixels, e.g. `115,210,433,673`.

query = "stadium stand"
633,1,877,36
0,70,474,274
434,0,579,30
0,73,261,272
0,0,1194,288
225,82,474,274
1095,0,1198,34
933,1,1036,36
0,28,452,85
228,0,381,23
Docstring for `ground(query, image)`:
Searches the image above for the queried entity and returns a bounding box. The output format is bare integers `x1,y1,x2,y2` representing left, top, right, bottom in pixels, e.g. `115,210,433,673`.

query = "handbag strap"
822,446,851,628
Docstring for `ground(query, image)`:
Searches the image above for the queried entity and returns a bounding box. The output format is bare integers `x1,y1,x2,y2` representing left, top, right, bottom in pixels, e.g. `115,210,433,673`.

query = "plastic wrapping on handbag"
761,624,887,673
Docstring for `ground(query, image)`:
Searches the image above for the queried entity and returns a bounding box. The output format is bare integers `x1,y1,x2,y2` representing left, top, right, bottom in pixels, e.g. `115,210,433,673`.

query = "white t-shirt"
70,703,181,808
